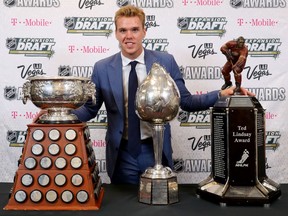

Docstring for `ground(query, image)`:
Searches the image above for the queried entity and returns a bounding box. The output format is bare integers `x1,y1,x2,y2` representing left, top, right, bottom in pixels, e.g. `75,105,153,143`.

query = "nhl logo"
7,131,17,143
173,158,184,173
177,110,189,123
177,18,188,30
64,17,75,30
58,66,72,76
6,38,17,50
4,0,17,7
4,86,17,100
230,0,242,8
116,0,129,7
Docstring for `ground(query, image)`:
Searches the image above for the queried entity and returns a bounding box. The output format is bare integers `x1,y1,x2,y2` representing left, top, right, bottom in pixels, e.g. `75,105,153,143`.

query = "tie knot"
130,61,138,69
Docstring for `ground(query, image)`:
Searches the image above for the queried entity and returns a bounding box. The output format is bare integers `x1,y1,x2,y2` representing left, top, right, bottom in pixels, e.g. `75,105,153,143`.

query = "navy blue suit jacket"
73,49,219,179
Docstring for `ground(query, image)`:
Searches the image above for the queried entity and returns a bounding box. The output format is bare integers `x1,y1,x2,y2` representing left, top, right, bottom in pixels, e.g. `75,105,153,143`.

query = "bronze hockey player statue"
220,36,248,93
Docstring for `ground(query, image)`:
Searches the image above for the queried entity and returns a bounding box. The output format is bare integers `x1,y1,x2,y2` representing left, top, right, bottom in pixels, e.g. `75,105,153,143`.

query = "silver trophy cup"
22,76,95,123
136,63,180,205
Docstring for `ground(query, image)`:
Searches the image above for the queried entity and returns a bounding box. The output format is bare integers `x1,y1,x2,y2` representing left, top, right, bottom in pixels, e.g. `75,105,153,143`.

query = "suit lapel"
144,49,157,75
144,49,155,74
107,53,125,117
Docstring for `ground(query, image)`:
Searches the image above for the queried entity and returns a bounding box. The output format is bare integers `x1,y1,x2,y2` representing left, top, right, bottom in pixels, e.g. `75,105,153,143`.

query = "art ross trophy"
135,63,180,205
4,76,104,210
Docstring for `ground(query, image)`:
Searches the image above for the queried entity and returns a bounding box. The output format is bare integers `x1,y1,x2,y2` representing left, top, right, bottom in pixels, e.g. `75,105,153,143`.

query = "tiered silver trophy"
136,63,180,205
5,76,104,210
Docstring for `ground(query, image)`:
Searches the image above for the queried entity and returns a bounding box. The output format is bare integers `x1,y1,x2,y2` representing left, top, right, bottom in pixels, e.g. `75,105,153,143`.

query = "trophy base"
138,166,179,205
197,175,281,206
4,123,104,210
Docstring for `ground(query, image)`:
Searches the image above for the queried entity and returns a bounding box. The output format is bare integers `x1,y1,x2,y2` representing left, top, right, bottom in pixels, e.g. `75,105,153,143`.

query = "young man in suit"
73,5,254,184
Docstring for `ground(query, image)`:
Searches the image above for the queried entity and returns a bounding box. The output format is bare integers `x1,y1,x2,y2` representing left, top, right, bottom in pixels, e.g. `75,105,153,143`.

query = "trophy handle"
22,81,31,104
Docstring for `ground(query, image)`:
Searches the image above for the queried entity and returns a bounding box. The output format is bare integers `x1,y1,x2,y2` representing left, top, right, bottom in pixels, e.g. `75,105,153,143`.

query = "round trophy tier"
37,108,81,124
141,165,176,179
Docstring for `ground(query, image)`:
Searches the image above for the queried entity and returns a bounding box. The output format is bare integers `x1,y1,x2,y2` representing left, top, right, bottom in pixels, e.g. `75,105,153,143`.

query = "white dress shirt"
121,51,153,140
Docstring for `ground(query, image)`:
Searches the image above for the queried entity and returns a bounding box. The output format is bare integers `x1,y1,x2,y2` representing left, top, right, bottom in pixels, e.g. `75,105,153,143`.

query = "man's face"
115,16,146,60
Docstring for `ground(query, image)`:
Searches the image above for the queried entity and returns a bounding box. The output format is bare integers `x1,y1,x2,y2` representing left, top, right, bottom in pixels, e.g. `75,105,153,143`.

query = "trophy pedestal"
197,96,281,206
4,122,103,210
197,175,281,206
139,165,178,205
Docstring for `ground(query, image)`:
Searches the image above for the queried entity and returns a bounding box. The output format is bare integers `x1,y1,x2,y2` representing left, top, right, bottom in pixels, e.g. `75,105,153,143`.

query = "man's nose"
126,30,133,37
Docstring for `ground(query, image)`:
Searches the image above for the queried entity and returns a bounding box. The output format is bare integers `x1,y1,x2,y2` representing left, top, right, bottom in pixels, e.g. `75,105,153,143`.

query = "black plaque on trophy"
197,95,281,206
211,109,228,184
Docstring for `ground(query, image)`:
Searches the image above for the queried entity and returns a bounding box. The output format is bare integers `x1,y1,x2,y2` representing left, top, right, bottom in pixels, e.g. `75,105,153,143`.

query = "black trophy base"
138,176,179,205
197,176,281,206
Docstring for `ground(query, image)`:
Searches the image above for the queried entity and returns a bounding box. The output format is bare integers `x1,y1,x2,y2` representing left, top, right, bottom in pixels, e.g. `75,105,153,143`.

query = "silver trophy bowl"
136,63,180,205
22,76,95,123
136,63,180,124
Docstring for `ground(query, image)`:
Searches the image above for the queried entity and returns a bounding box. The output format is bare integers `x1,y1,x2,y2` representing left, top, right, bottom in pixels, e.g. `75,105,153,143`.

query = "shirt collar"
121,49,145,67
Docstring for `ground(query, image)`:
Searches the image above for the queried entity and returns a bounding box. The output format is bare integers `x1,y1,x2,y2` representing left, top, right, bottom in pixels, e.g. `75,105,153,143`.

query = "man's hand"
32,110,47,123
220,86,255,97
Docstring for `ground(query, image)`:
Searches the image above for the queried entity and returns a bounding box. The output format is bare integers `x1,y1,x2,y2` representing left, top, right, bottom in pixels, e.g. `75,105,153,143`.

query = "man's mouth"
125,42,134,47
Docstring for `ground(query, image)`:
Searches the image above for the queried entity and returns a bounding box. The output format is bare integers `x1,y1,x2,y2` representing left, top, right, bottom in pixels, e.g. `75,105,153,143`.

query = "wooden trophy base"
4,122,104,210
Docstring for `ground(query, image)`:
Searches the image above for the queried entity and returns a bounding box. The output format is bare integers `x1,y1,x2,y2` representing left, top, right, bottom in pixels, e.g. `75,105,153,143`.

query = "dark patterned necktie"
128,61,141,158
